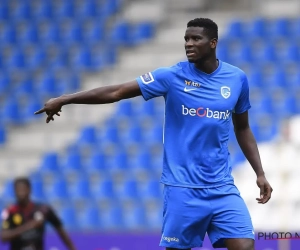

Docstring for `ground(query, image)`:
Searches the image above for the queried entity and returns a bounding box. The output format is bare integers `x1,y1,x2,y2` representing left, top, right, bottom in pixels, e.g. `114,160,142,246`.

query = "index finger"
34,108,46,115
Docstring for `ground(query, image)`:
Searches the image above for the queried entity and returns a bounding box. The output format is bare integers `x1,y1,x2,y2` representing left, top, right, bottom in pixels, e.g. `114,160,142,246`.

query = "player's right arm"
1,209,43,242
35,67,172,123
35,80,141,123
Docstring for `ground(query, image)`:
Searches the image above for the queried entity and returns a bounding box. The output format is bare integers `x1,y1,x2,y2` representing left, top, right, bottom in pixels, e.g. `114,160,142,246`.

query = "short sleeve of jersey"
234,72,251,114
136,67,172,100
45,206,62,229
1,209,12,230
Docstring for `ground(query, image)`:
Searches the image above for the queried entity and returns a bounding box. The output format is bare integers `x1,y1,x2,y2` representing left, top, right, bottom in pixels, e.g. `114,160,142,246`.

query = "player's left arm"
232,111,273,204
45,206,76,250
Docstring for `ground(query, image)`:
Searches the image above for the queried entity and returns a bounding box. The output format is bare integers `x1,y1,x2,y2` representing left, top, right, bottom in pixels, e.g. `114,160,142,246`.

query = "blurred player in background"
0,177,76,250
35,18,273,250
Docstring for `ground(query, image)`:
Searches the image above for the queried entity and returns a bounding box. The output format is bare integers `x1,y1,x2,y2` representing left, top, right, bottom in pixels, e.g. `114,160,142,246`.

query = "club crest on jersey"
221,86,231,99
140,72,154,84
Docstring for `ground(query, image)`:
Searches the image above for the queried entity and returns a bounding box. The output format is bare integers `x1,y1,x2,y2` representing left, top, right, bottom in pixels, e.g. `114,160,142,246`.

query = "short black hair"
14,177,31,189
187,18,218,40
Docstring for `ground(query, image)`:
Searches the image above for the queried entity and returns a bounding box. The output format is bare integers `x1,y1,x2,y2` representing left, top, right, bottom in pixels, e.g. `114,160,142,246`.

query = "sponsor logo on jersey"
182,105,231,120
13,213,22,225
140,72,154,84
185,80,201,88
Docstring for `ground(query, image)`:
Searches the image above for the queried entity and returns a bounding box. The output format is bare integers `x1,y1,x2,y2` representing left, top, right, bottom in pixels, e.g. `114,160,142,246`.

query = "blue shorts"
159,183,255,249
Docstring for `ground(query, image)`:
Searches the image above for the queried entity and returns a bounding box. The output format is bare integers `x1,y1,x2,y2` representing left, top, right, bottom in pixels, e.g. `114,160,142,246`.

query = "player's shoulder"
220,60,247,78
34,202,52,212
1,204,18,219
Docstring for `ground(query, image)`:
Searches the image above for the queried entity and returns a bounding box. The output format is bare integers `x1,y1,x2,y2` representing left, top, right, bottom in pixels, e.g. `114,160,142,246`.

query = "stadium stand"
1,0,300,233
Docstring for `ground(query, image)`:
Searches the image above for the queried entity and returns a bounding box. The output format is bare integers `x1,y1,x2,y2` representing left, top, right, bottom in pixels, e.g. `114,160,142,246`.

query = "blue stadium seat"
106,150,129,174
129,150,152,174
116,178,139,201
69,178,92,201
247,18,268,38
2,98,22,124
139,179,162,201
131,22,155,45
0,3,9,20
85,150,107,174
59,19,82,44
30,177,45,202
109,20,131,47
262,67,287,89
144,201,162,230
35,71,58,97
52,1,75,18
78,204,101,230
0,124,6,144
16,22,39,44
226,19,245,38
62,150,83,173
101,0,122,18
45,177,69,202
38,21,60,44
40,152,61,173
75,0,99,18
0,71,10,94
134,100,156,117
0,24,16,44
100,205,124,229
269,89,296,118
1,181,14,202
24,46,46,70
269,18,291,38
77,125,98,147
123,203,147,229
100,120,120,144
121,123,143,145
23,98,43,122
143,123,163,145
116,100,134,117
92,179,116,202
7,48,26,69
10,1,32,20
82,18,105,43
14,73,34,97
58,205,78,229
31,1,53,19
68,45,92,70
45,45,68,70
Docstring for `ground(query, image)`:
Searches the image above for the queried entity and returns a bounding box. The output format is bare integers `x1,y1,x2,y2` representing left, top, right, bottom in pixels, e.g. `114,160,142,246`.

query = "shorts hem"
159,243,203,249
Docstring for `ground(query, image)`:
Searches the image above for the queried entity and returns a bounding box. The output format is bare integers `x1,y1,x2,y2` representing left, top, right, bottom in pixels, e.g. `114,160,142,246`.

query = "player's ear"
210,38,217,49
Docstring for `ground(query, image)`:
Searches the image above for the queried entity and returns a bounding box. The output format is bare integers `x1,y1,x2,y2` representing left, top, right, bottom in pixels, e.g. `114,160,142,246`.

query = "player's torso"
9,204,45,250
166,67,241,123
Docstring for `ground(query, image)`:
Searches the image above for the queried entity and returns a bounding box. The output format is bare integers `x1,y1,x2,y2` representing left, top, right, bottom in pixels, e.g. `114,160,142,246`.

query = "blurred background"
0,0,300,249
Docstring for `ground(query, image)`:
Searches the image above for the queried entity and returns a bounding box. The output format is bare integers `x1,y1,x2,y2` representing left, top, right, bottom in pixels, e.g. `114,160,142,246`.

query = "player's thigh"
160,185,211,249
207,184,255,248
224,238,254,250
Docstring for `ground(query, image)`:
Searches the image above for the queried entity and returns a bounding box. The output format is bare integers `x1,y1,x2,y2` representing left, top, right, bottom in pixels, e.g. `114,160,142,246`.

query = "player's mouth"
186,50,196,57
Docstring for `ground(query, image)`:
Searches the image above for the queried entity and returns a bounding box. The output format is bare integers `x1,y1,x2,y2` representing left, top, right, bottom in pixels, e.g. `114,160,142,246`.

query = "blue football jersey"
136,60,251,188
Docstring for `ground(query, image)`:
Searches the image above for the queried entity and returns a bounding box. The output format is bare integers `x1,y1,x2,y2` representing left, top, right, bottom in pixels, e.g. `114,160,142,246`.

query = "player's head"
14,177,31,205
185,18,218,63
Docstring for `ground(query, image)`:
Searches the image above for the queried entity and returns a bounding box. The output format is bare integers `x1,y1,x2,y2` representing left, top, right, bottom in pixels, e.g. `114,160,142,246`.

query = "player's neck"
17,200,31,208
194,57,218,74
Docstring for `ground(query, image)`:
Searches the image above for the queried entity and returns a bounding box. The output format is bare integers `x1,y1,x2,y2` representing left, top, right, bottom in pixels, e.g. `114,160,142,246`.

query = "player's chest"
170,76,240,109
10,211,34,226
